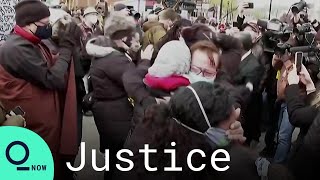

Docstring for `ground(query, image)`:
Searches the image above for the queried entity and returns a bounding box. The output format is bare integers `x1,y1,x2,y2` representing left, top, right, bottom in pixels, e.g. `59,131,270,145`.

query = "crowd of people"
0,0,320,180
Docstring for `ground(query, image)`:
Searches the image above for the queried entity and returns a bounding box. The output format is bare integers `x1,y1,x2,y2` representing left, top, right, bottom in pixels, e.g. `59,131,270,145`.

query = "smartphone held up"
295,52,303,73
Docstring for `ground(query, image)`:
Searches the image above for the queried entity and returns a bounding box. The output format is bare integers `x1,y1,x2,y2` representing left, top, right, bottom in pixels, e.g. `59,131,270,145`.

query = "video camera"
291,0,307,14
257,19,283,32
293,23,312,35
274,23,317,56
274,23,320,68
258,19,293,53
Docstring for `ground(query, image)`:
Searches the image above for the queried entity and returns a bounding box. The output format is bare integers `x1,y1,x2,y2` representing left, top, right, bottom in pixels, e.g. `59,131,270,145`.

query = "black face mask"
33,24,52,39
122,36,133,48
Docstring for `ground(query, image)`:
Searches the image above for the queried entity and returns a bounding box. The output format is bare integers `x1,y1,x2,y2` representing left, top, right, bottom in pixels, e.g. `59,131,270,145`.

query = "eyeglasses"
191,65,217,78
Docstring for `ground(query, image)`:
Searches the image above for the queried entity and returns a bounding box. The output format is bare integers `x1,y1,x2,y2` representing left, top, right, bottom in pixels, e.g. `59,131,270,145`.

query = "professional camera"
257,19,283,31
293,23,312,35
260,21,292,53
274,43,292,56
291,0,307,14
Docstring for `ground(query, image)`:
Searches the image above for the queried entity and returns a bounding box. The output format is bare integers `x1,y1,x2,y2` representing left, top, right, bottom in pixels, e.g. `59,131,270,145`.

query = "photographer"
271,22,320,162
286,63,319,180
236,2,251,29
285,61,317,146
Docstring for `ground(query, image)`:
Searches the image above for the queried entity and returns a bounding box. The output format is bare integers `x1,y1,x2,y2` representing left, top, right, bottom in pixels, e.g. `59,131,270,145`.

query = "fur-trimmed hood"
104,12,136,40
86,36,117,58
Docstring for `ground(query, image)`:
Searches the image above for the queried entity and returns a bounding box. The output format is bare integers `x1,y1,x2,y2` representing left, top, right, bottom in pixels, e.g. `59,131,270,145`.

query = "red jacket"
0,26,78,158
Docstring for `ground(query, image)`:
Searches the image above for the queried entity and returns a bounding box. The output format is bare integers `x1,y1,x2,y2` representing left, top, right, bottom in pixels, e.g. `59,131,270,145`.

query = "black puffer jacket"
122,62,157,126
86,36,135,152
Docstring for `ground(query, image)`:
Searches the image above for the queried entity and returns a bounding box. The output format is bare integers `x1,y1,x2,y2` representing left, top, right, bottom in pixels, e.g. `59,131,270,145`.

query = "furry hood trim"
86,36,117,58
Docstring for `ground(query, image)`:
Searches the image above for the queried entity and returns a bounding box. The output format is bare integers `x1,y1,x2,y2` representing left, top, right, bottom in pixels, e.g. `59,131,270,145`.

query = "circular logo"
0,126,54,179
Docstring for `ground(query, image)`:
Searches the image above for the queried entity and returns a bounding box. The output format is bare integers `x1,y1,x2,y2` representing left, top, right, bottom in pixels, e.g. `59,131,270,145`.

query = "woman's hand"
2,115,26,127
287,65,300,85
300,65,316,94
272,54,283,70
239,2,249,17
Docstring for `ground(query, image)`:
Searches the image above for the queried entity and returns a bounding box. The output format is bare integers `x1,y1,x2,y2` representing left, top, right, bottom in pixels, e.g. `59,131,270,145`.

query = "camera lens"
291,6,299,14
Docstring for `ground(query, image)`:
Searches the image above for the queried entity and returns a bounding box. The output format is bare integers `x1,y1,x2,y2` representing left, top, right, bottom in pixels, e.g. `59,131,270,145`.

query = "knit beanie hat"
148,39,191,78
104,11,136,40
15,0,50,27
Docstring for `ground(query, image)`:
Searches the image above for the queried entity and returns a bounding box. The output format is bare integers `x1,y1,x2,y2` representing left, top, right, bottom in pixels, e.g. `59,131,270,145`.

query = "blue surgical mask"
173,86,230,148
185,72,215,84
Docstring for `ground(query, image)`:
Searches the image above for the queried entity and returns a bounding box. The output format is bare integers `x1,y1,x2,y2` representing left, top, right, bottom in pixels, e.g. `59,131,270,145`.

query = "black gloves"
59,21,82,49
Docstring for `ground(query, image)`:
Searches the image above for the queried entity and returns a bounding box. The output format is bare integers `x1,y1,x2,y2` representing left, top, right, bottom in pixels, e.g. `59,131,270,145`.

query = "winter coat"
86,36,135,152
285,84,320,180
289,110,320,180
142,21,161,32
234,53,264,92
43,39,86,104
122,63,157,126
0,27,78,179
142,23,166,50
285,84,318,152
286,84,317,134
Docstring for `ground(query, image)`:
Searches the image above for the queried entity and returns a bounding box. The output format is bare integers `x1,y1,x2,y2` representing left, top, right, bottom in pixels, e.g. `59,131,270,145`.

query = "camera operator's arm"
285,66,318,128
292,12,304,26
236,2,249,29
237,16,245,30
285,85,317,128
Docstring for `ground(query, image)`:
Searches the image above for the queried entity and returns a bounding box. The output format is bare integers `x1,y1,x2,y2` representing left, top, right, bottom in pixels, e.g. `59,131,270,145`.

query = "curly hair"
141,82,235,169
170,82,234,132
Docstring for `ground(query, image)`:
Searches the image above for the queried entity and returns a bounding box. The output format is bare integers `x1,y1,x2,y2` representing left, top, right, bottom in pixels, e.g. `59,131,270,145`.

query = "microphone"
290,46,314,52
